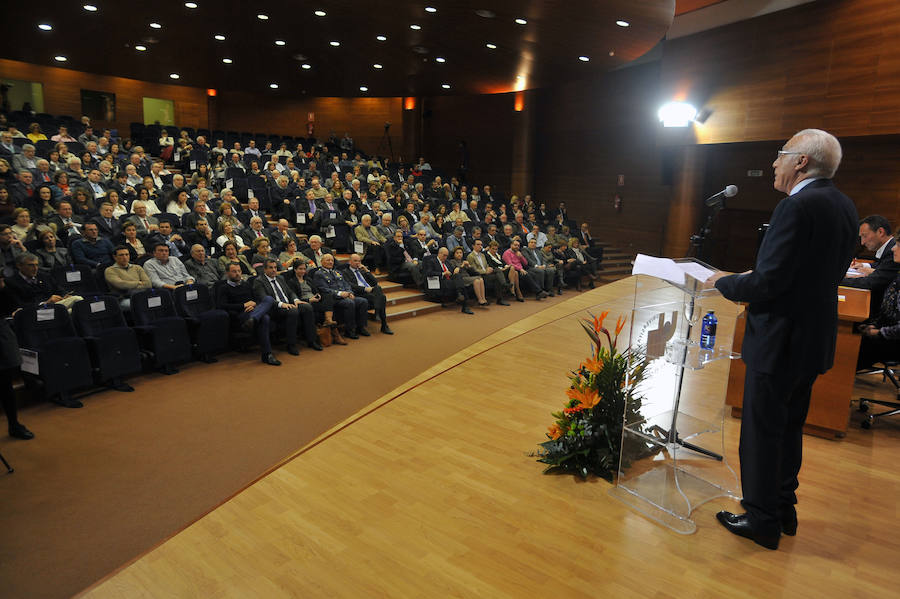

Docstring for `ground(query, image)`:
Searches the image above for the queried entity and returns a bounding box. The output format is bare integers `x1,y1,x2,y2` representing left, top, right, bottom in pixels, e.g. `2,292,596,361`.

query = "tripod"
375,123,394,162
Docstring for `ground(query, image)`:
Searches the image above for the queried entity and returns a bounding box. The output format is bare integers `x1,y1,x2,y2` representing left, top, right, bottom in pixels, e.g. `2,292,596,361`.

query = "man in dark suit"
423,247,473,314
841,214,899,314
238,197,266,228
301,235,333,268
341,253,393,335
91,202,122,240
216,261,281,365
710,129,858,550
48,201,84,245
312,253,369,339
4,252,82,310
405,229,438,262
252,258,321,354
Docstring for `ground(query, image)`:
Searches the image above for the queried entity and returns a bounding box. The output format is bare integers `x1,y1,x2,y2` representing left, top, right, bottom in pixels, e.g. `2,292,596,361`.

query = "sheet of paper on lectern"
632,254,715,285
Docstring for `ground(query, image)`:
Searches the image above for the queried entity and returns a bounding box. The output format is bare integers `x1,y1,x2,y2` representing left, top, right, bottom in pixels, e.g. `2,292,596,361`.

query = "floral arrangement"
534,311,648,481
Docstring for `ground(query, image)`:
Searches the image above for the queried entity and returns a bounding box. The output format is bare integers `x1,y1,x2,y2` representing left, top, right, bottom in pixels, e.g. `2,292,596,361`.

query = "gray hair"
792,129,842,179
16,252,39,265
22,144,34,152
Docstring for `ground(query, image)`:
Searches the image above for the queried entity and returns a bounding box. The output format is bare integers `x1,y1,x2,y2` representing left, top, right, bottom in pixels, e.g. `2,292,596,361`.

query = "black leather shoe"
781,507,797,536
9,423,34,440
497,299,510,306
515,296,525,302
112,381,135,392
716,511,780,550
241,317,256,332
345,332,359,339
287,345,300,355
462,306,474,314
556,289,563,295
380,325,394,335
262,353,282,366
53,393,83,408
357,328,371,337
310,340,324,351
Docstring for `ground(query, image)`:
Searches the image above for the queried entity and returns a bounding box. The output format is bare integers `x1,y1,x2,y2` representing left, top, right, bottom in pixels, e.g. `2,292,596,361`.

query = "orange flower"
591,311,610,334
581,356,604,374
547,424,563,440
615,315,627,337
568,386,601,410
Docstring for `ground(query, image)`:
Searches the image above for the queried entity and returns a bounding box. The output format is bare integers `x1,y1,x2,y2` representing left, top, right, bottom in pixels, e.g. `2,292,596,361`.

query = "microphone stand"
688,199,725,261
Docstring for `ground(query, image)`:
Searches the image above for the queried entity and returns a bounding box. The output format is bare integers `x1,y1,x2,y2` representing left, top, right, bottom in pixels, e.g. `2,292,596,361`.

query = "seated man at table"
216,261,282,366
842,215,900,314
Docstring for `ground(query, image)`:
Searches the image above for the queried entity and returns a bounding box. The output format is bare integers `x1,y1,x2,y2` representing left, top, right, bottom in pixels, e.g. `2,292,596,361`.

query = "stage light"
657,102,697,127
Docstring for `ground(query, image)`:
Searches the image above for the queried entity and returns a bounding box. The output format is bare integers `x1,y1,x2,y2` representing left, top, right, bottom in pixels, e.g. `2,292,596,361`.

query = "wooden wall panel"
532,62,671,256
214,93,405,158
0,59,208,134
662,0,900,144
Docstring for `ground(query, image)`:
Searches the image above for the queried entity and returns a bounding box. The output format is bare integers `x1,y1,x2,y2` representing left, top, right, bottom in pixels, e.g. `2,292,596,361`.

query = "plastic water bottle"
700,311,717,350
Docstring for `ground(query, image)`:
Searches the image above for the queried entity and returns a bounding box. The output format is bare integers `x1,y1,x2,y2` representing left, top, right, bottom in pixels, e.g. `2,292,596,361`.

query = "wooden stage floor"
80,278,900,598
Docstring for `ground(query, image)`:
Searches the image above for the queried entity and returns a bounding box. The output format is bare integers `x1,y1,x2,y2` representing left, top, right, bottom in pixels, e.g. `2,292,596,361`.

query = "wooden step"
383,299,443,320
383,289,426,307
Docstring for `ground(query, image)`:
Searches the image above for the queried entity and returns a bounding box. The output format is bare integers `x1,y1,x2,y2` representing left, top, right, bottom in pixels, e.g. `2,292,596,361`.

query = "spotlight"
657,102,697,127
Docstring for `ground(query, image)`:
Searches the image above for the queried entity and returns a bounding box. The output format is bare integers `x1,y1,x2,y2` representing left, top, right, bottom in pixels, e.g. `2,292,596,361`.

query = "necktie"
354,269,367,287
257,231,262,238
271,278,288,303
143,218,149,230
441,261,448,274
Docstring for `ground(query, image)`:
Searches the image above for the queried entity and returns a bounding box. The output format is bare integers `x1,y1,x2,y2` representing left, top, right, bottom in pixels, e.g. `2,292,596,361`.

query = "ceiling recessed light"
275,40,286,46
38,23,52,31
616,20,630,27
329,41,340,46
435,57,446,63
185,2,198,8
314,10,326,17
475,9,495,18
135,45,147,51
515,18,527,25
222,58,233,64
269,83,279,89
373,63,383,69
376,35,387,41
150,22,162,29
441,84,451,89
410,24,421,30
486,43,497,49
359,86,368,92
301,63,311,69
169,73,180,79
83,4,98,11
425,6,437,12
578,55,590,62
54,55,67,62
609,50,615,57
214,34,225,41
257,13,269,20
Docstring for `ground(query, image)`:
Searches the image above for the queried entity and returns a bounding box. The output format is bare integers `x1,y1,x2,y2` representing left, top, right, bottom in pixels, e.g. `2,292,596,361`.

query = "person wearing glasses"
708,129,858,550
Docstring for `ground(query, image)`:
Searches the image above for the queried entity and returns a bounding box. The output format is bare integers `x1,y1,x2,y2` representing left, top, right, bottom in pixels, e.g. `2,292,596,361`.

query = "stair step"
383,299,443,320
383,289,426,306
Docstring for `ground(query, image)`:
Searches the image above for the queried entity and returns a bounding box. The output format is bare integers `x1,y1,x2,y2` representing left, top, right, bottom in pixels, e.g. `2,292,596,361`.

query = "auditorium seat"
130,289,193,374
71,295,142,388
172,284,230,363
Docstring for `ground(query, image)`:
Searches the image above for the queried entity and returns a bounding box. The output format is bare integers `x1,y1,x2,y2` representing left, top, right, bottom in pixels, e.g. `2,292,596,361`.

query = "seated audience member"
35,229,71,271
567,238,598,288
120,222,147,261
144,243,195,290
376,213,398,240
341,253,393,334
91,202,122,240
843,215,900,313
386,230,424,287
167,190,192,217
857,236,900,369
253,258,322,354
242,216,271,246
354,214,387,270
11,208,39,245
485,240,522,301
217,202,243,233
71,222,115,268
405,228,438,262
278,239,304,270
503,238,546,300
217,221,249,254
467,238,509,305
128,202,159,235
448,245,488,307
413,213,440,241
270,219,299,254
217,241,254,280
216,260,282,366
48,201,84,244
250,238,276,272
152,220,186,258
282,259,346,345
105,245,152,311
302,235,333,267
184,243,223,288
312,253,370,339
4,252,83,311
423,246,473,314
523,237,559,295
446,226,472,255
185,219,217,257
527,225,548,249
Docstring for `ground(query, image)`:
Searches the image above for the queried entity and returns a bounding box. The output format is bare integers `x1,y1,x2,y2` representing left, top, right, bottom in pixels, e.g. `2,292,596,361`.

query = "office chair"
859,361,900,428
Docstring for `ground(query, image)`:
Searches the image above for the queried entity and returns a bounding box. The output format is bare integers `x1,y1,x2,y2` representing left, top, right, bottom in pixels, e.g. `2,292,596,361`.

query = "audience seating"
172,284,230,362
71,295,142,387
130,289,192,374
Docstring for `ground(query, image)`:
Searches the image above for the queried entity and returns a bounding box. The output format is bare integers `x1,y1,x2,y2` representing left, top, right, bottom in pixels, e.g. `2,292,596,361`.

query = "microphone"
705,185,738,207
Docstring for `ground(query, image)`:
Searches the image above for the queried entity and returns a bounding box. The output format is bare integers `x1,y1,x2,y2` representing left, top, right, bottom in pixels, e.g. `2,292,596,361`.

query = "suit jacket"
354,225,386,248
404,236,434,261
312,266,352,297
48,214,85,244
840,237,900,311
91,215,122,240
340,266,379,294
4,271,62,308
252,274,297,305
242,226,272,247
715,179,858,375
301,246,333,267
128,214,159,235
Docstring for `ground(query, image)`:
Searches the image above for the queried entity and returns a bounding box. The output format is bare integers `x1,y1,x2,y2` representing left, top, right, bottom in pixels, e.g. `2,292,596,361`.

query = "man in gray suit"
522,237,557,294
128,202,160,235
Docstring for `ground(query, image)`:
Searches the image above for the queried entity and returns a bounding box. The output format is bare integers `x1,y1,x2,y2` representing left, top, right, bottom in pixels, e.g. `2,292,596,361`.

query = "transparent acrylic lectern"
609,258,744,534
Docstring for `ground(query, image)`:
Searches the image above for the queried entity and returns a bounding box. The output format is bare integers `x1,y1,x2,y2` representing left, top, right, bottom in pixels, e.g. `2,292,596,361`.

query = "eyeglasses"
776,150,803,160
